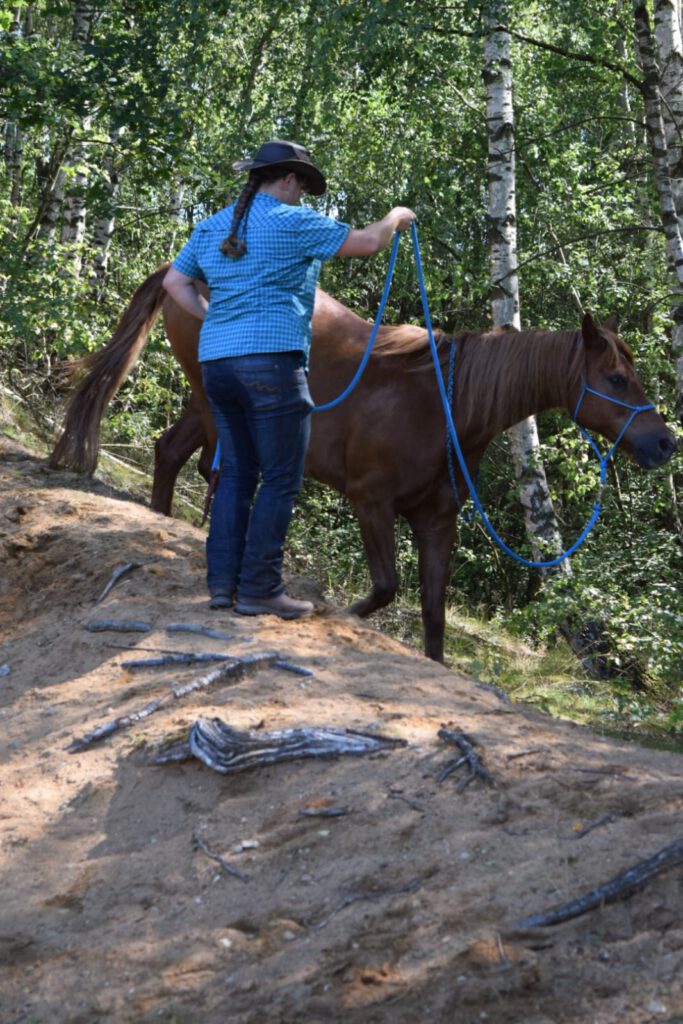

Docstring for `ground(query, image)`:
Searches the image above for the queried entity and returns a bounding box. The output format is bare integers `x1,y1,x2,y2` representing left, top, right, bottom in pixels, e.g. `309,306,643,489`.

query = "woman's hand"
336,206,417,258
389,207,417,231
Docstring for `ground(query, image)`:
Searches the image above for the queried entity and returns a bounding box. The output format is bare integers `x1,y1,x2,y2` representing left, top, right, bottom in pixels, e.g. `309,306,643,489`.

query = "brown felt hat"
232,140,327,196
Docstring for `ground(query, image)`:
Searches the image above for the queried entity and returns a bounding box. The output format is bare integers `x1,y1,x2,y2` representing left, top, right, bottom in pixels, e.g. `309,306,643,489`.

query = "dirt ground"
1,432,683,1024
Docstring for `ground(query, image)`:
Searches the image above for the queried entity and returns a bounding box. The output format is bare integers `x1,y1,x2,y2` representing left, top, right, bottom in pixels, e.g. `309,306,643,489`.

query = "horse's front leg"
347,499,398,618
405,494,459,662
151,401,207,515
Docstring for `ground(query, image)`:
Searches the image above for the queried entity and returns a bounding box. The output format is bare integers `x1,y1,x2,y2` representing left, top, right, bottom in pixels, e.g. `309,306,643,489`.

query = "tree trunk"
651,0,683,412
60,121,91,276
484,4,570,574
90,128,124,296
4,6,25,210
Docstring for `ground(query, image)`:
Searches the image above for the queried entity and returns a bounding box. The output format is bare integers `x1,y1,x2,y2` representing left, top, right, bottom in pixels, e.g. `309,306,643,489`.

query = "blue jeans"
202,352,313,599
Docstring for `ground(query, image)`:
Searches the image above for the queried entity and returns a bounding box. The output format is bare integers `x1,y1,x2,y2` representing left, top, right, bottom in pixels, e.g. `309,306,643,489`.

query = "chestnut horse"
50,267,676,660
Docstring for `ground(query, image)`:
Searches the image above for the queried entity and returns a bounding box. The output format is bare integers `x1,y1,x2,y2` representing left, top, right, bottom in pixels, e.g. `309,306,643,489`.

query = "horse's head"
572,312,676,469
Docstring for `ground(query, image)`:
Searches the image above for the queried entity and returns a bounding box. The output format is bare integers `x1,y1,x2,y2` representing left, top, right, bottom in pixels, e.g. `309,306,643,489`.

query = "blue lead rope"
210,223,653,570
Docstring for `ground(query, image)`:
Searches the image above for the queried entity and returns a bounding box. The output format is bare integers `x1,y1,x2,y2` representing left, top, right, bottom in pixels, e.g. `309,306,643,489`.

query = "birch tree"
3,6,26,211
483,3,570,575
90,127,125,296
652,0,683,408
59,4,97,275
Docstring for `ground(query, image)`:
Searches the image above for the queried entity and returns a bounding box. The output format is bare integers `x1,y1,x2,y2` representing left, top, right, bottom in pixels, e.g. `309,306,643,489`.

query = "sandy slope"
1,433,682,1024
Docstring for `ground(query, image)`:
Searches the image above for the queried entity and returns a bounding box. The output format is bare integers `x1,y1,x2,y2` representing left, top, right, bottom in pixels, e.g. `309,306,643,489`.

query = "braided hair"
220,166,293,258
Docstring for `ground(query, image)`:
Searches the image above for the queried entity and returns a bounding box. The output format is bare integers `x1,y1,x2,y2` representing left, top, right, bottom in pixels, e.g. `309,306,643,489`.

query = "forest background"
1,0,682,740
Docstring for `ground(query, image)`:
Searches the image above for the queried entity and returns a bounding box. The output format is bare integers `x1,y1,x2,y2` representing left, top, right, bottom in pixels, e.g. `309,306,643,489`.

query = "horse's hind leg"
347,499,398,618
405,493,458,662
151,401,207,515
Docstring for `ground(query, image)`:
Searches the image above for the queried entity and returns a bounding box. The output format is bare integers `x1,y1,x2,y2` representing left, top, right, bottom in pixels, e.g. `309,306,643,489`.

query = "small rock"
0,664,10,677
646,1000,667,1015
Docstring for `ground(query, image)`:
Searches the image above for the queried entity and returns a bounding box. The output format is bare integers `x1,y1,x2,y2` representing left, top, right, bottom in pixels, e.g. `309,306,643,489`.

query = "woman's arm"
162,266,209,321
335,206,417,258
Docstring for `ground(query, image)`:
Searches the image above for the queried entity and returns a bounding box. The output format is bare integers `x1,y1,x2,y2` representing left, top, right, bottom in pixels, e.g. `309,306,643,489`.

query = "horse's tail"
50,264,170,474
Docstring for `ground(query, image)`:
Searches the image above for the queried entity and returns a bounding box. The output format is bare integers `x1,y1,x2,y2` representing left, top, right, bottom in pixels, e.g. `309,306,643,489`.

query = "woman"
163,139,416,620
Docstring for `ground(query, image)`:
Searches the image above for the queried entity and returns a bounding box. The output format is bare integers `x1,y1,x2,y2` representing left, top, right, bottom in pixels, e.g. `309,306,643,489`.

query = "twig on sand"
85,620,152,633
192,833,249,883
66,651,279,753
569,814,616,840
274,660,314,677
166,623,236,641
121,652,234,669
308,876,423,930
95,561,154,605
514,835,683,928
436,727,494,789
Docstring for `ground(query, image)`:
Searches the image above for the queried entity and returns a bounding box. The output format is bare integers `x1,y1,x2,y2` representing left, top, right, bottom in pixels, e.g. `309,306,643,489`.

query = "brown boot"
234,592,314,620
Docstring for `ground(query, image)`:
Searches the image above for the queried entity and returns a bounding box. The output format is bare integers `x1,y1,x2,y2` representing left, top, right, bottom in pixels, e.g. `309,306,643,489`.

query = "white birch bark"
90,127,124,294
167,179,185,253
59,5,97,274
37,165,66,242
635,1,683,409
654,0,683,210
484,5,569,574
652,0,683,408
60,121,91,275
4,7,25,208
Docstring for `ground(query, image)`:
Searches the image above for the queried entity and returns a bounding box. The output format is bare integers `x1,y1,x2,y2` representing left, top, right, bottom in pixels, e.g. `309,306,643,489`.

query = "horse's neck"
454,329,576,438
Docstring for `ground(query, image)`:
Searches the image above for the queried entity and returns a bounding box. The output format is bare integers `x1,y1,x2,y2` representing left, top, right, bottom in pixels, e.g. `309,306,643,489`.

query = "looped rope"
410,221,652,568
210,224,653,570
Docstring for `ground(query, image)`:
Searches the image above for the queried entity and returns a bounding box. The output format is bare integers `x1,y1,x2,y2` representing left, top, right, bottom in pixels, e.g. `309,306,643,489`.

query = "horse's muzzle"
631,429,677,469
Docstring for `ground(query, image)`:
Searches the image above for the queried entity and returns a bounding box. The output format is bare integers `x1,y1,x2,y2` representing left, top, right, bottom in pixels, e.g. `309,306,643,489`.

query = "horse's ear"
602,314,619,334
581,311,606,351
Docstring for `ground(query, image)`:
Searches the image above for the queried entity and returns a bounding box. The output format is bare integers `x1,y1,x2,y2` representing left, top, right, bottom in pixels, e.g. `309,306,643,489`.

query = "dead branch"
191,833,249,883
95,561,155,604
515,835,683,928
67,651,278,753
437,727,494,789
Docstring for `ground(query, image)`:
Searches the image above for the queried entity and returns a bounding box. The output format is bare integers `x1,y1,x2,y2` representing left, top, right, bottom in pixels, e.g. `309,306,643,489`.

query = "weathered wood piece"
165,623,235,641
437,727,494,789
157,717,407,774
67,651,278,753
515,835,683,928
85,620,152,633
95,561,149,605
274,660,314,677
122,652,233,669
192,833,249,883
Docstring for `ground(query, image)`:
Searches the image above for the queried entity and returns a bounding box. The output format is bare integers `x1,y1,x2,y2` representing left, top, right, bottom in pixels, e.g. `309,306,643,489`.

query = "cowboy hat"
232,140,327,196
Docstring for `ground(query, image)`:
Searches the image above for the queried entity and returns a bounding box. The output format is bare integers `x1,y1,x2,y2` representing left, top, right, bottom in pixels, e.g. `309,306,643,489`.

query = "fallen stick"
122,652,234,669
67,651,279,753
85,620,152,633
569,814,616,840
514,835,683,928
166,623,236,641
437,727,493,789
192,833,249,883
273,660,313,677
309,876,423,930
95,561,153,605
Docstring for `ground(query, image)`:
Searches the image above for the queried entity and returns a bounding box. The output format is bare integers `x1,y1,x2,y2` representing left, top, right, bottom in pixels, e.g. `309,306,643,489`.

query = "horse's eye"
607,373,627,388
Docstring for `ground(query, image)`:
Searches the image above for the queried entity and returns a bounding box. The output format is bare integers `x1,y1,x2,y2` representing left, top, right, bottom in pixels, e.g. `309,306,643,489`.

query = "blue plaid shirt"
172,193,350,363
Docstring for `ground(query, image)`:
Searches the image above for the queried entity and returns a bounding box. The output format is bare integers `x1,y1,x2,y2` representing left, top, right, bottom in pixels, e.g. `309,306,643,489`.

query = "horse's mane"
371,321,633,429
